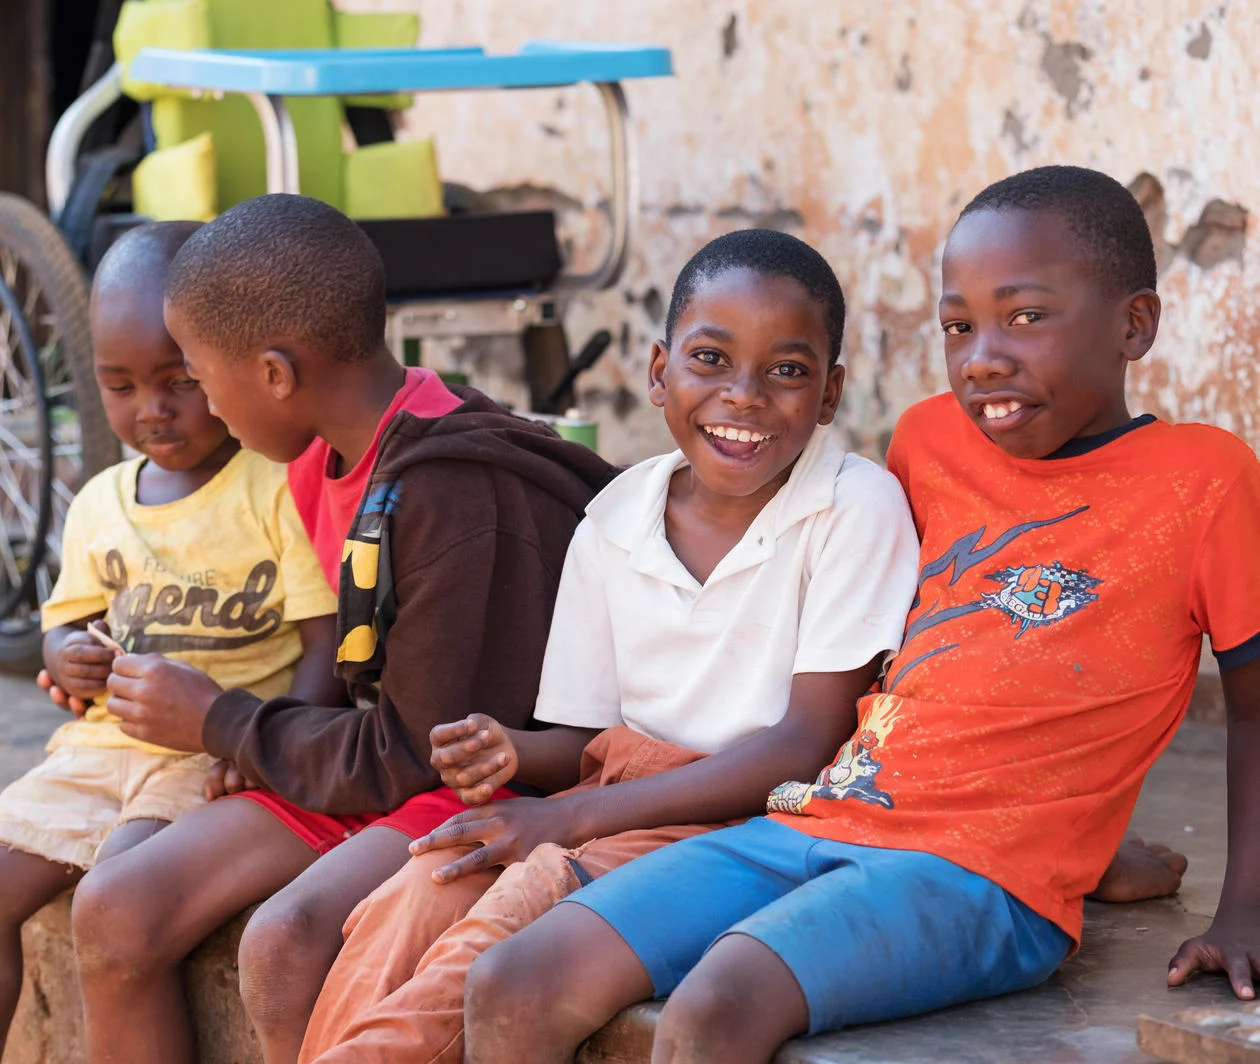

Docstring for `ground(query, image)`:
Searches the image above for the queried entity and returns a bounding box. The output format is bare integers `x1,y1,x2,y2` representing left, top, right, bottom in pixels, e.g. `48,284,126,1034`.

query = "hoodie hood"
372,386,617,512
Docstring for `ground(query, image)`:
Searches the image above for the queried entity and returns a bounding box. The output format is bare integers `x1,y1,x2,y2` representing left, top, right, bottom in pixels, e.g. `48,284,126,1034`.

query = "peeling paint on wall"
339,0,1260,464
1040,38,1093,117
1186,22,1212,59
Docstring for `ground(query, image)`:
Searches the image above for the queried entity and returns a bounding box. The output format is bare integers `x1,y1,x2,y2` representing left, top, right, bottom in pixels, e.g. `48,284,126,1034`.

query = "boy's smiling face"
940,208,1159,459
649,268,844,504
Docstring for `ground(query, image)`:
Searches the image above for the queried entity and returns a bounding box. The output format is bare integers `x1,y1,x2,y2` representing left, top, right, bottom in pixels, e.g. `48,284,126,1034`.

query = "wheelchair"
0,0,670,669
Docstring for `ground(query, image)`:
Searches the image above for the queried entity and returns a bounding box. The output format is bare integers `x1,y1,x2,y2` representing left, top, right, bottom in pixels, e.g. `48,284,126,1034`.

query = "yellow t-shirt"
41,449,337,755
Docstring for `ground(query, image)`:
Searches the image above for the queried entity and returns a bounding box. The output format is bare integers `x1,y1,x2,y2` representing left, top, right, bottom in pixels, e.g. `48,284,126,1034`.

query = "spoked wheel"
0,194,117,673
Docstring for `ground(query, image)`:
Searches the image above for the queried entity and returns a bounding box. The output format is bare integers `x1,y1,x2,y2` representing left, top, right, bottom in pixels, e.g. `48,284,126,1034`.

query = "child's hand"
106,654,223,753
47,628,118,705
1168,904,1260,999
408,796,577,883
204,760,258,801
36,669,90,717
429,714,519,805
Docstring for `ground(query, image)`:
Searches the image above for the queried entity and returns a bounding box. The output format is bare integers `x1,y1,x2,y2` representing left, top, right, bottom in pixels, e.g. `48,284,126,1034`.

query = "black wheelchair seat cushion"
358,211,562,299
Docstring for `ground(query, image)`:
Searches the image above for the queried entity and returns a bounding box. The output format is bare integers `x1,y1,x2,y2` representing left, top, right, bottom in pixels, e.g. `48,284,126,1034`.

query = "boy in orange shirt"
463,165,1260,1062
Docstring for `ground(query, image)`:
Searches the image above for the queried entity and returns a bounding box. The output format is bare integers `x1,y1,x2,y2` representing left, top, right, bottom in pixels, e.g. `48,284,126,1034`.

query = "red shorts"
226,786,518,855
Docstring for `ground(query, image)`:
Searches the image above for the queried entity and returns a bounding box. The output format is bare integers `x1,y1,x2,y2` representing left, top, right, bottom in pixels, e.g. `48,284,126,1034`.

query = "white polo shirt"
533,428,920,753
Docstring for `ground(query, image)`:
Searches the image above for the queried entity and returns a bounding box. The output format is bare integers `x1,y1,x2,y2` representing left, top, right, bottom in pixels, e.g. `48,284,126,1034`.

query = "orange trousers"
300,727,731,1064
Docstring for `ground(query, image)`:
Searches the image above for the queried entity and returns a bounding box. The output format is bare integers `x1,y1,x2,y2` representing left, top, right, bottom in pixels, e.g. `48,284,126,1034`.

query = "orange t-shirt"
768,393,1260,941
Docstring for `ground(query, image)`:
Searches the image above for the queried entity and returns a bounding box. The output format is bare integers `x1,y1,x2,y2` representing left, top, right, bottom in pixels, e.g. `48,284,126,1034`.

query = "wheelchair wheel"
0,194,117,673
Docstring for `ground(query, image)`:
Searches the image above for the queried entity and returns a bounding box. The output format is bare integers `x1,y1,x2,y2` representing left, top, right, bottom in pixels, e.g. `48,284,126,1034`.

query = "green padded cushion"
132,131,217,220
150,94,345,211
147,0,346,211
124,0,435,215
114,0,211,102
344,139,444,220
332,10,419,110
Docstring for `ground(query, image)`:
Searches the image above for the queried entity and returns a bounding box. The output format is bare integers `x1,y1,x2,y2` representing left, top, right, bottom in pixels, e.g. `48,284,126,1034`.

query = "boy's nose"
959,335,1016,381
721,370,768,407
137,395,175,423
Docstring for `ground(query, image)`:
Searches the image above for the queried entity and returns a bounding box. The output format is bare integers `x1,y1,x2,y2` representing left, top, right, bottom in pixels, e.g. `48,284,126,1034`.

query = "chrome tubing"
46,63,124,220
561,80,637,292
246,93,301,194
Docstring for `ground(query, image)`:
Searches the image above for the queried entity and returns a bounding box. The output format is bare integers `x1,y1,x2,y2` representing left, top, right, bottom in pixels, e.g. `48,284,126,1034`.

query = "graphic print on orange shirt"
770,504,1099,813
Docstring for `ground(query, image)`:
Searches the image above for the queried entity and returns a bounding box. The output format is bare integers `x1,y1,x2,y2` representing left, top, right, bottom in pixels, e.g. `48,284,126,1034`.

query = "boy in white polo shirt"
298,229,921,1064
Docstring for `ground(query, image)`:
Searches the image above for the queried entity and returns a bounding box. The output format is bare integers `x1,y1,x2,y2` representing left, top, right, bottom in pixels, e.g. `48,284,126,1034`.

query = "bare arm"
553,666,874,839
286,614,349,707
413,661,879,880
1168,654,1260,998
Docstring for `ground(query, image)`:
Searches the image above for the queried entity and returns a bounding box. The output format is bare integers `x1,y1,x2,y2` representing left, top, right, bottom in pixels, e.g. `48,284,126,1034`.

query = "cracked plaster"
340,0,1259,466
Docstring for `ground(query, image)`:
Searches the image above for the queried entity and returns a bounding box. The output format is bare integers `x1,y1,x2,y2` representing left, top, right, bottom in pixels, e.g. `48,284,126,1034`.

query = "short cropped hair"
94,220,202,298
165,194,386,362
664,229,847,366
959,166,1157,294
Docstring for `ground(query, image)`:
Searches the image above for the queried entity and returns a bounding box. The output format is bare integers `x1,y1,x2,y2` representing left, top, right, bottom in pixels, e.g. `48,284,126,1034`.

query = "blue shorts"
564,817,1071,1035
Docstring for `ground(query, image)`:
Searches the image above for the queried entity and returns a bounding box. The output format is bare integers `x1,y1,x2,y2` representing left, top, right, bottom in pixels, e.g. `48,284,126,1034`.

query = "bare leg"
1089,837,1189,903
74,799,317,1064
651,934,807,1064
0,847,84,1054
465,903,654,1064
238,825,414,1064
0,817,169,1053
94,816,169,862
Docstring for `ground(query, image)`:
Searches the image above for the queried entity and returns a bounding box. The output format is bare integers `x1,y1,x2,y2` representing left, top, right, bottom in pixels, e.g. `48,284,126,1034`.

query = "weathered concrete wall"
343,0,1258,465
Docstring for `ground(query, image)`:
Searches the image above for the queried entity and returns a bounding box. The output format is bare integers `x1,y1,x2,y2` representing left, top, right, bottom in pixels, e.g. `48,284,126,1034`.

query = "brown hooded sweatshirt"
202,389,616,814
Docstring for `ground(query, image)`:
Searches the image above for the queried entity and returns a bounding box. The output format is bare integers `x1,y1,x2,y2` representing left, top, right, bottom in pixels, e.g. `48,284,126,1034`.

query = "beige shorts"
0,744,217,869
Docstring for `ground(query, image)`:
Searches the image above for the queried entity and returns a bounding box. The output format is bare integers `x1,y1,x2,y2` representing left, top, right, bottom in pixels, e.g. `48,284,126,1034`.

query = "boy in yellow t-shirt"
0,222,340,1054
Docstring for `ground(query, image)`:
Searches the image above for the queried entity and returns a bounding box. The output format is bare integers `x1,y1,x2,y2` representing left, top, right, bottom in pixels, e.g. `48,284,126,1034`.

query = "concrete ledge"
2,897,646,1064
2,896,263,1064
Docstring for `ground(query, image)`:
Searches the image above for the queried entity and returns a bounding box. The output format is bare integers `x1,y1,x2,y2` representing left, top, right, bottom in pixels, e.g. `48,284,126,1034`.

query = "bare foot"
1089,837,1188,903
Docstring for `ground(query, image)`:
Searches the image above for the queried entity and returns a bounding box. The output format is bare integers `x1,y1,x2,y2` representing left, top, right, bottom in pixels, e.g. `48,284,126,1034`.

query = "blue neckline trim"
1043,414,1158,460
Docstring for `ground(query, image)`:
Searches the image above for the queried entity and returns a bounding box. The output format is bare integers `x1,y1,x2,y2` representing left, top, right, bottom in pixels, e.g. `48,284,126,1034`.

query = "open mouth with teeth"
701,423,777,459
977,399,1034,429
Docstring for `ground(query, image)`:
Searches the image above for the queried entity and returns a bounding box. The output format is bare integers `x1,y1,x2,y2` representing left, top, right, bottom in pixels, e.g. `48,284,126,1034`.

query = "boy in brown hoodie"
74,194,613,1064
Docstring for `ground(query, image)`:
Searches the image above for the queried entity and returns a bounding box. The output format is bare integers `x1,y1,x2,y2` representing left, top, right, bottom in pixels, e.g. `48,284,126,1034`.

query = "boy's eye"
170,377,199,390
770,362,808,379
691,349,725,367
942,321,971,336
1011,311,1045,326
105,384,134,394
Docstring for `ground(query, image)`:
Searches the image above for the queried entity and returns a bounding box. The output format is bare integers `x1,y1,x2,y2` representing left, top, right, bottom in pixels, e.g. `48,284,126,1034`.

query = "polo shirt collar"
586,427,846,590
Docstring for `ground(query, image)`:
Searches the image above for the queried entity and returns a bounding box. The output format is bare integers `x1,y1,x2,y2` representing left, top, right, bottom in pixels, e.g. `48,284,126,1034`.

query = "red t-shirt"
768,393,1260,941
287,367,462,587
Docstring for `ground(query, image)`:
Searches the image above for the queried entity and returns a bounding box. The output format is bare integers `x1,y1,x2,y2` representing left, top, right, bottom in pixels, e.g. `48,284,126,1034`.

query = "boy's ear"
647,340,669,408
816,363,846,426
1121,290,1161,363
258,349,298,399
